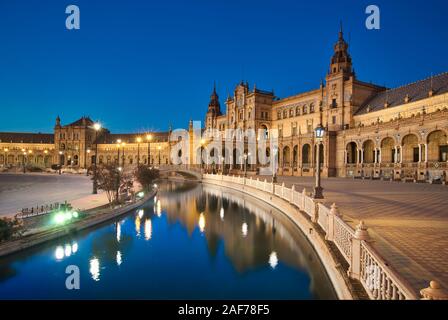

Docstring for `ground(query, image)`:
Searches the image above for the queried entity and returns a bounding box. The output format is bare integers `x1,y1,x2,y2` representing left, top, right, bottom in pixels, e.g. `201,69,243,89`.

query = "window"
277,111,281,120
278,125,283,137
331,99,337,108
413,148,419,163
283,110,287,118
303,105,308,114
332,116,337,124
296,107,300,116
289,109,294,117
440,146,448,162
292,123,297,136
310,103,315,113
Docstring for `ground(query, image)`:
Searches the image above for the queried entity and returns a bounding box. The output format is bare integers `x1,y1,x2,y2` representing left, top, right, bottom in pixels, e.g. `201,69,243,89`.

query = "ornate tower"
328,24,353,79
325,25,355,130
205,83,221,130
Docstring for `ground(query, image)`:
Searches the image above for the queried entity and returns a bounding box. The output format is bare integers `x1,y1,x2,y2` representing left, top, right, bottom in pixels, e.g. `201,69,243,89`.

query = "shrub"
135,166,159,190
0,217,23,242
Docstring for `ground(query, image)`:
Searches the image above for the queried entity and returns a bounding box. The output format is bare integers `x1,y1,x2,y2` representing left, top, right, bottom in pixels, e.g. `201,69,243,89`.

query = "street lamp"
158,145,161,166
146,134,153,167
22,150,26,173
121,142,126,168
3,148,9,166
312,124,325,199
243,153,248,177
92,122,102,194
86,149,91,175
58,151,63,175
116,139,121,166
116,166,122,203
272,146,278,183
136,137,142,167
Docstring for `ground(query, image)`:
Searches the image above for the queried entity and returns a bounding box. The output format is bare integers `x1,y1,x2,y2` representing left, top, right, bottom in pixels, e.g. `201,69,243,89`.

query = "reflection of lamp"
116,251,122,266
220,207,224,221
199,212,206,233
116,222,121,242
269,251,278,269
144,219,152,241
89,257,100,281
242,222,248,237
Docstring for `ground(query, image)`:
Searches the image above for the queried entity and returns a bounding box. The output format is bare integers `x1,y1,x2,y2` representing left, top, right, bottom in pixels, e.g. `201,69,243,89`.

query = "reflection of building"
0,116,172,171
157,181,336,299
203,27,448,180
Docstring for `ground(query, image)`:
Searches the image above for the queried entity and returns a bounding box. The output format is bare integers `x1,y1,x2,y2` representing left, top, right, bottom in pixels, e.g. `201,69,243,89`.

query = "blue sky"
0,0,447,133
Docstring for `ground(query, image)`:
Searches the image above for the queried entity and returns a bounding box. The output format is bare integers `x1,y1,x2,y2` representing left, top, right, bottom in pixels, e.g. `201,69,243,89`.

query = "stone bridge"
158,164,202,181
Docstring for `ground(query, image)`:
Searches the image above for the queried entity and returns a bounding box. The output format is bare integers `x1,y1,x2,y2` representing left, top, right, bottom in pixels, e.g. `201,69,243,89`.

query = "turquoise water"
0,181,336,299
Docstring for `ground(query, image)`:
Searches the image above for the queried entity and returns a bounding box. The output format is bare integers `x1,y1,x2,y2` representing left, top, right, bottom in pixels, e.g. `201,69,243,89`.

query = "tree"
0,217,23,242
135,166,159,190
92,164,134,204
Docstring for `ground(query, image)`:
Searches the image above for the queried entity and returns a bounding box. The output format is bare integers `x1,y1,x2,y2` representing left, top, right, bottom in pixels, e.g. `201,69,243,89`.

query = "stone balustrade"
202,173,448,300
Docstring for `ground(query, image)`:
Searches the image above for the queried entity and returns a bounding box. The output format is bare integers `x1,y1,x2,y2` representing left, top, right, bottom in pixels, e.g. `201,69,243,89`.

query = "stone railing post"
420,281,448,300
290,184,295,204
311,200,319,224
301,188,306,210
349,221,371,280
281,182,285,198
326,203,341,241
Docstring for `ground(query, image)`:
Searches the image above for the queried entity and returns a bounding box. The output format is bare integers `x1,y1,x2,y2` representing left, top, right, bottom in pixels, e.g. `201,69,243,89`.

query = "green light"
137,191,144,198
54,212,65,224
65,212,72,220
72,211,79,218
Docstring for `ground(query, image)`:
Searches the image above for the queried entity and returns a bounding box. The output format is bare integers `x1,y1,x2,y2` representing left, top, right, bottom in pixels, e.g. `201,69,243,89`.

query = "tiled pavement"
254,175,448,295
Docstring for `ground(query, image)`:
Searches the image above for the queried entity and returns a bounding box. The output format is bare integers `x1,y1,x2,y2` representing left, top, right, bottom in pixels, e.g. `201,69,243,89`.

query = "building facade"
1,28,447,181
0,116,172,172
204,28,448,181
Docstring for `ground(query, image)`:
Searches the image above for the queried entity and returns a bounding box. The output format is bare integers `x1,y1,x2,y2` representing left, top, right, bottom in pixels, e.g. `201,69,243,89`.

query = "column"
400,146,403,163
374,148,378,164
360,148,364,164
394,146,398,163
418,144,422,163
424,143,428,163
378,148,382,164
344,150,347,165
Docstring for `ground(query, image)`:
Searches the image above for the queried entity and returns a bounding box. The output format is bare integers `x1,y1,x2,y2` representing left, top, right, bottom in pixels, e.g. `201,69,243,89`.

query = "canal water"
0,181,336,299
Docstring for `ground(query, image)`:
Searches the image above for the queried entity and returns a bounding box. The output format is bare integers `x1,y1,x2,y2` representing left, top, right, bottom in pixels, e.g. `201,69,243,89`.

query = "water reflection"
144,219,152,240
54,242,78,261
89,257,100,281
0,180,336,299
158,181,336,299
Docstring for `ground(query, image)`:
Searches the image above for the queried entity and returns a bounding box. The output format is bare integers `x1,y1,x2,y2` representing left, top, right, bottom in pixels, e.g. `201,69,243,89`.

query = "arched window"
295,106,300,116
303,105,308,114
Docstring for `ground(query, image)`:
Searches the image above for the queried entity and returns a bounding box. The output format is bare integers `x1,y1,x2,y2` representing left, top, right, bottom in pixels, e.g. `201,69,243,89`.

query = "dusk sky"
0,0,447,133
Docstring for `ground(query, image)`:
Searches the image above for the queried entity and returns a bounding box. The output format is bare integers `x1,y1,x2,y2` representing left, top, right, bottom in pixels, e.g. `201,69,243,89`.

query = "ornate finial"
355,220,371,241
339,21,343,38
420,281,448,300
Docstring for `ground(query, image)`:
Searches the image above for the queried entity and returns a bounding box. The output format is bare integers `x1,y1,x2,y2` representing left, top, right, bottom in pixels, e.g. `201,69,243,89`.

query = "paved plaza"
255,175,448,294
0,173,105,217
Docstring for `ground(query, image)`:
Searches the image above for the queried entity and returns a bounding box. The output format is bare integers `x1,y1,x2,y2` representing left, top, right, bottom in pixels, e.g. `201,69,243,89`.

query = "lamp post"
3,148,8,166
86,149,91,175
92,122,102,194
136,137,142,167
243,153,248,177
116,139,121,166
116,166,122,204
312,124,325,199
121,142,126,168
272,146,278,183
158,145,161,166
58,151,63,175
22,149,26,173
146,134,153,167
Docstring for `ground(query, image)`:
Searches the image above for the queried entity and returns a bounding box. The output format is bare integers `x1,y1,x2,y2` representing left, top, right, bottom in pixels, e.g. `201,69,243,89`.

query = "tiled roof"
64,116,94,127
356,72,448,115
0,132,54,144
